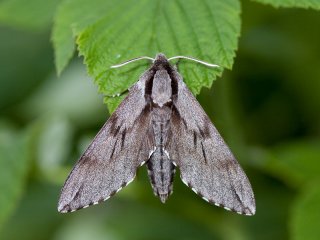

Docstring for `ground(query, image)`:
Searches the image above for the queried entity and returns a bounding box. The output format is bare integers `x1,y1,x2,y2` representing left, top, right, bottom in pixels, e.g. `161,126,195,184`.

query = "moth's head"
152,53,171,71
154,53,168,63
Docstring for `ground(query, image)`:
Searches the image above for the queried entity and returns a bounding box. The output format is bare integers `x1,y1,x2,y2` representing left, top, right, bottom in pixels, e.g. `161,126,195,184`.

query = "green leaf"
291,182,320,240
54,0,240,112
251,140,320,187
104,94,127,114
0,122,32,229
0,183,63,240
52,0,117,75
0,0,61,30
21,61,106,127
252,0,320,10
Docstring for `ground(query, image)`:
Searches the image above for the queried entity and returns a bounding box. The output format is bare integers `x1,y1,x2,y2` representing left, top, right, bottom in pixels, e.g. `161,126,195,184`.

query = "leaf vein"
174,0,203,57
201,0,230,66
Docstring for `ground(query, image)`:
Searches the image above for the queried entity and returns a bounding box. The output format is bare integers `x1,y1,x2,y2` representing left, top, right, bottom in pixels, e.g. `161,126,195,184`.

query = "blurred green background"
1,0,320,240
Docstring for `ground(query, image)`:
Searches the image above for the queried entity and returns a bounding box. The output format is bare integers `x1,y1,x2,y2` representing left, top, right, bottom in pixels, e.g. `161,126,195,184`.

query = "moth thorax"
151,70,172,107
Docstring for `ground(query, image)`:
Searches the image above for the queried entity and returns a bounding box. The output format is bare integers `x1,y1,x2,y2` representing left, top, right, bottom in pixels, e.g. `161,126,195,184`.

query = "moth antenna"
111,56,154,68
168,56,220,68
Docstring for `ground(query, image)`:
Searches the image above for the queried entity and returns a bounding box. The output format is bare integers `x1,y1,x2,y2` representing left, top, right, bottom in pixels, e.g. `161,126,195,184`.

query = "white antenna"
110,56,154,68
168,56,220,68
110,55,219,68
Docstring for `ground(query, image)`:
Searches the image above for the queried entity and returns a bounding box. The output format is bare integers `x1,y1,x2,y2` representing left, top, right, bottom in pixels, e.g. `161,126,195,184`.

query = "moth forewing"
169,69,255,215
58,70,154,213
58,53,255,216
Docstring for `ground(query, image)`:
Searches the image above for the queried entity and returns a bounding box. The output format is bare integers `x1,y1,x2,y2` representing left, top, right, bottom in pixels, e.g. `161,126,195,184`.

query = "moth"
58,53,256,216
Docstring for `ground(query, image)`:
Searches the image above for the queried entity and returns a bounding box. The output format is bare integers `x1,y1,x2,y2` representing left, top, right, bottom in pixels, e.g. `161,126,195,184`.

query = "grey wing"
58,71,154,213
169,71,255,216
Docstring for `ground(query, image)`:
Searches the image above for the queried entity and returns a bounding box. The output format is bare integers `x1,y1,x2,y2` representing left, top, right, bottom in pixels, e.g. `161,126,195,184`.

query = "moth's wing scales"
169,71,256,216
58,71,154,213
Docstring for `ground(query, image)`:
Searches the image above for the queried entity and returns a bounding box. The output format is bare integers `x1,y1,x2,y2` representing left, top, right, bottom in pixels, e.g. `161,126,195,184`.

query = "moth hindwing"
58,53,256,216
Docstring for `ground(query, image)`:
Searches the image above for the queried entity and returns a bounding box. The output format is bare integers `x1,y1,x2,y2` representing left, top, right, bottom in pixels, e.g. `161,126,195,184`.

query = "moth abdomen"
147,147,175,203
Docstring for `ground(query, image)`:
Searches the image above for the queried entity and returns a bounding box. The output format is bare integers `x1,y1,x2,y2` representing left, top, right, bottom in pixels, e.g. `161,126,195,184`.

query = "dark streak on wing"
109,139,117,160
110,120,121,137
197,122,210,139
200,142,208,164
121,130,126,149
193,131,197,147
